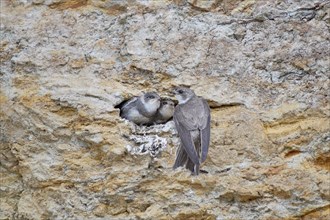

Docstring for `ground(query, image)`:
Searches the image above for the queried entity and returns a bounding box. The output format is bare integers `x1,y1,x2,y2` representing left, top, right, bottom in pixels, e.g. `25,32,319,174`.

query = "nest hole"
114,97,174,126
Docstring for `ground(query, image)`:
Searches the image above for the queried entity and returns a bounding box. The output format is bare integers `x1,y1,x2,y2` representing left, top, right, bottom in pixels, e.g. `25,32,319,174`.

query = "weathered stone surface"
1,0,329,219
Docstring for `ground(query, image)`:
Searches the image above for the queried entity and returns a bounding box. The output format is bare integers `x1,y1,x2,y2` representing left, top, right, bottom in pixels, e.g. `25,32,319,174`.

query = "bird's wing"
200,113,210,162
177,97,209,129
121,97,138,111
200,99,211,162
120,97,138,118
174,106,200,165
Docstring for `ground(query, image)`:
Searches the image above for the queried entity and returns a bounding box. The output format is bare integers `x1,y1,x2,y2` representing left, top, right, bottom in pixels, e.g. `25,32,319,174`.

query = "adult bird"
172,87,211,175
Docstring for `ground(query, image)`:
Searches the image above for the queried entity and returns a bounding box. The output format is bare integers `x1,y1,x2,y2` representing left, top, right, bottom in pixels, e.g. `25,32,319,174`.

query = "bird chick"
153,98,175,124
120,92,161,125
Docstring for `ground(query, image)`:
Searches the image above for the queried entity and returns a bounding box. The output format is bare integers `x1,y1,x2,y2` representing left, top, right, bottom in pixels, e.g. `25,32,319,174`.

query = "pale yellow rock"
188,0,217,11
231,0,256,14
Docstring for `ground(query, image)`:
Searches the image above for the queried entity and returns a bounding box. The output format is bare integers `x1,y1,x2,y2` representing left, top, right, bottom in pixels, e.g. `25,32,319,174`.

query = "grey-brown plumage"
172,87,210,175
120,92,160,125
153,98,175,124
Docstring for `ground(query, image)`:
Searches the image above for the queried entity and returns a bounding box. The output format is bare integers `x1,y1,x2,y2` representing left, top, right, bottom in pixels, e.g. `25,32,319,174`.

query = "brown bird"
172,87,211,175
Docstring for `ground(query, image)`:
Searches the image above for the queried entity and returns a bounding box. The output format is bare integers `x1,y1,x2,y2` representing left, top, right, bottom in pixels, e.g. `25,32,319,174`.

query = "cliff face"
1,0,329,219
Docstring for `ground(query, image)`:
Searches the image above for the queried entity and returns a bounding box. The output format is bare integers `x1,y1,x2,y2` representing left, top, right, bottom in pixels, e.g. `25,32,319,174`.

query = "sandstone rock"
1,0,329,219
188,0,217,11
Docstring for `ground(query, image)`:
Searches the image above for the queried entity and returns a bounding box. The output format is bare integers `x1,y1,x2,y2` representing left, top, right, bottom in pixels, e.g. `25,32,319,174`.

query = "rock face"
1,0,329,219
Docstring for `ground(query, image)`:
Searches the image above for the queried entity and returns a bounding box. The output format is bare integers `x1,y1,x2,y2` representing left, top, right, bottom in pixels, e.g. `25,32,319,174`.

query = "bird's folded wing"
121,97,138,111
174,108,200,165
200,99,211,162
201,113,210,162
175,103,199,130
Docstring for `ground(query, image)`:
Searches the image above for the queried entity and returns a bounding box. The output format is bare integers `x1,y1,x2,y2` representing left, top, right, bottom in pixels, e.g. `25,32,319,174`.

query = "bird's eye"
148,95,154,99
163,101,167,105
178,90,183,94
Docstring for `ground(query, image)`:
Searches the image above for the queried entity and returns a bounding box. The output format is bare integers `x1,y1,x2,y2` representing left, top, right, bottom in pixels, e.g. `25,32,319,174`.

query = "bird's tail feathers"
173,145,188,169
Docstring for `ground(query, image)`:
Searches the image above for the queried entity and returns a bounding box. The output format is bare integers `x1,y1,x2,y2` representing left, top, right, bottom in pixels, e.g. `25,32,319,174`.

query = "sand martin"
120,92,161,125
172,87,211,175
153,98,175,124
